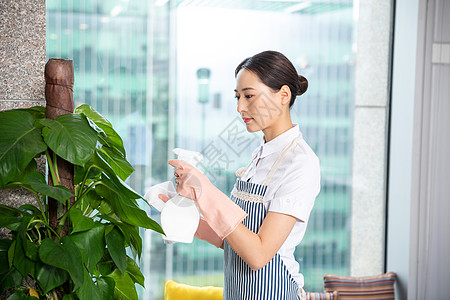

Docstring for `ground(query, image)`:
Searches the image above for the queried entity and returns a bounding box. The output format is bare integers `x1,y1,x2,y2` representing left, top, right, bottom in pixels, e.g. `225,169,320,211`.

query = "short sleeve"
268,154,320,223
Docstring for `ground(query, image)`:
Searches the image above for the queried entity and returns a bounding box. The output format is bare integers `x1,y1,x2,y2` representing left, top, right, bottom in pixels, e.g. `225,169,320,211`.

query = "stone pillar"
0,1,46,221
351,0,393,276
0,2,46,298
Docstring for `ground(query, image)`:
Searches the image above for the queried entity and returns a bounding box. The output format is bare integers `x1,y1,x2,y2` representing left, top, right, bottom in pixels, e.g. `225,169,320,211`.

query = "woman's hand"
169,160,296,270
167,159,247,240
169,159,205,202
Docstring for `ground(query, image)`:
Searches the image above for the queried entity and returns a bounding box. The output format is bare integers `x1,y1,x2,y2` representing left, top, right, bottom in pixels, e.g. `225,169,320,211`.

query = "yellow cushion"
165,280,223,300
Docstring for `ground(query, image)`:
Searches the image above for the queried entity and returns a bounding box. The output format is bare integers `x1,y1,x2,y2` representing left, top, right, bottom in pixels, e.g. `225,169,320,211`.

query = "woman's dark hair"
235,50,308,108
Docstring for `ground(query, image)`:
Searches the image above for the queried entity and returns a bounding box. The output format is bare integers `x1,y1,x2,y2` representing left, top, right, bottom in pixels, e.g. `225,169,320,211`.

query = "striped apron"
223,136,306,300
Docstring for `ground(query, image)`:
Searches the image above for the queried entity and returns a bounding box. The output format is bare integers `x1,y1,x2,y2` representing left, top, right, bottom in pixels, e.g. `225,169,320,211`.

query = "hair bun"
297,75,308,96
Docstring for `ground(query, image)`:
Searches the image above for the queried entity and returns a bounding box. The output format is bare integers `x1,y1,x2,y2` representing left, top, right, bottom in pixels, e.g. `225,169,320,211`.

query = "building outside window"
46,1,389,299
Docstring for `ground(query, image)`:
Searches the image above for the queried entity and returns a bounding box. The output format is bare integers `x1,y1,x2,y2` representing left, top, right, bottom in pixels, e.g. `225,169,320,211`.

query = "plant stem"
49,290,58,300
86,208,95,217
39,208,51,237
46,149,60,186
83,204,91,216
34,193,48,223
58,207,71,227
77,165,94,199
31,227,39,241
36,225,42,243
26,191,51,237
26,219,43,243
53,151,61,184
58,182,88,226
29,219,60,239
26,232,33,243
79,180,101,201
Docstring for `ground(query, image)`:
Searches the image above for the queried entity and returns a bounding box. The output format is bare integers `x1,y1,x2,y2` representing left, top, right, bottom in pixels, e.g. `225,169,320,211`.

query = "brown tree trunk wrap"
44,59,75,237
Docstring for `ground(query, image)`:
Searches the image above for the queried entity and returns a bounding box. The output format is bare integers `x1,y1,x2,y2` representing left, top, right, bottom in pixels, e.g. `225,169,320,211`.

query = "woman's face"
235,69,284,133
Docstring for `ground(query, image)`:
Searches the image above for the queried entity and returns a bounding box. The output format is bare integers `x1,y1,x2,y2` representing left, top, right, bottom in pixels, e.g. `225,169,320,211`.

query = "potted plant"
0,104,163,299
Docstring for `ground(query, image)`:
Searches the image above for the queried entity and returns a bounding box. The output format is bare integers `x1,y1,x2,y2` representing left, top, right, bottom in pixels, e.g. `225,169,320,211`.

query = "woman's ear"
280,85,291,105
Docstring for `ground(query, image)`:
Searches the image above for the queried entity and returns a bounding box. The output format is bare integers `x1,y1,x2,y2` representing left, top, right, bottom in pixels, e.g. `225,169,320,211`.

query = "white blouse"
239,124,321,287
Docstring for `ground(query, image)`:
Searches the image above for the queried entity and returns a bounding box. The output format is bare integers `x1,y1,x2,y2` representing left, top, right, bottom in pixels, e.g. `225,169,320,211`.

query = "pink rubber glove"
159,194,224,248
195,217,224,248
169,159,247,240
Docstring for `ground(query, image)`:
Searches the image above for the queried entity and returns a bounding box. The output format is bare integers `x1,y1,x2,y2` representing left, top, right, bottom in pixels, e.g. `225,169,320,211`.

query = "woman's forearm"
225,211,297,271
195,217,224,248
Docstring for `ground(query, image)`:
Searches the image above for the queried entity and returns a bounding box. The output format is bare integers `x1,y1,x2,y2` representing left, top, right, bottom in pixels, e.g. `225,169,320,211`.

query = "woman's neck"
262,118,293,142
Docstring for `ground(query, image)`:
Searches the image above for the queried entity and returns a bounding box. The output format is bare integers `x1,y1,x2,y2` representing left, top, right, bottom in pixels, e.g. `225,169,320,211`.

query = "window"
46,0,376,298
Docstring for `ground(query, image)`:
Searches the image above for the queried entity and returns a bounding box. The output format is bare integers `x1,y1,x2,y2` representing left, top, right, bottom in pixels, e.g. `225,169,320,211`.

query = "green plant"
0,105,163,299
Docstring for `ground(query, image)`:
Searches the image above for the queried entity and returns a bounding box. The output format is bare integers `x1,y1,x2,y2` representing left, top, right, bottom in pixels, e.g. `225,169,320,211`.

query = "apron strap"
236,132,302,184
235,153,258,178
262,134,301,186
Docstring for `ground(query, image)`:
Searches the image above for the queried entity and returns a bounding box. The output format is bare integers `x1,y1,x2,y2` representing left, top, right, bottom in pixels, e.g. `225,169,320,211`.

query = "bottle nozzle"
173,148,204,166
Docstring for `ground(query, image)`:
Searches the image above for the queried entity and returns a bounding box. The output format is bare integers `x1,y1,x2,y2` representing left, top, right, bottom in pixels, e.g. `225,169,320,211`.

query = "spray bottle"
158,148,203,243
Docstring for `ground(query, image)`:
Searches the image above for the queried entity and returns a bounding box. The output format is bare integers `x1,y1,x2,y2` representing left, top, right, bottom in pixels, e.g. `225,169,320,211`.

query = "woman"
168,50,320,299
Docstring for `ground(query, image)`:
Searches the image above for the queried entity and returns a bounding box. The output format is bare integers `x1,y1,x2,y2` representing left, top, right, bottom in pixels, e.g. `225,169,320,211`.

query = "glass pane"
174,0,354,294
47,2,171,299
47,0,355,298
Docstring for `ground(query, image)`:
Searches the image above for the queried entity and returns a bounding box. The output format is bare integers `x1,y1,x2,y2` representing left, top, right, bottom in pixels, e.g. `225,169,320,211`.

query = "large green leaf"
96,215,130,245
99,216,142,259
12,234,35,278
0,217,22,231
125,257,144,287
97,147,134,181
105,226,126,274
95,184,163,234
98,199,113,216
69,208,97,234
0,110,47,187
107,269,138,300
1,159,36,190
74,163,101,185
0,239,13,275
83,189,102,212
0,205,22,229
18,204,42,218
4,290,39,300
128,227,143,260
75,104,125,155
74,268,101,300
97,254,114,277
69,225,105,273
23,240,39,261
36,261,69,294
40,114,98,166
97,276,115,300
92,151,141,200
15,106,46,120
118,223,142,260
10,218,35,278
0,267,22,294
0,204,21,216
38,237,84,287
27,172,74,204
8,240,15,267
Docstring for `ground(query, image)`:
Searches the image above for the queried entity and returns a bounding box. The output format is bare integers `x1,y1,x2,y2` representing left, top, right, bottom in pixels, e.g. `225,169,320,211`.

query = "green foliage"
0,105,163,299
0,110,47,186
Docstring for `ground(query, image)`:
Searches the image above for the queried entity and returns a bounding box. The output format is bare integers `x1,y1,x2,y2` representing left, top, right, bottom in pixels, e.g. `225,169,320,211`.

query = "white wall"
387,0,450,299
